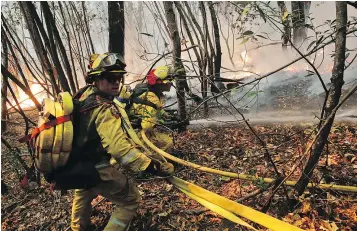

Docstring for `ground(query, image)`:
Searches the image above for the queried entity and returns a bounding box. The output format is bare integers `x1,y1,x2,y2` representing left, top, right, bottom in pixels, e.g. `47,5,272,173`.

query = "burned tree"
108,1,125,55
41,2,77,94
278,1,291,48
291,1,308,46
19,2,64,94
1,30,9,132
295,2,348,195
164,1,188,124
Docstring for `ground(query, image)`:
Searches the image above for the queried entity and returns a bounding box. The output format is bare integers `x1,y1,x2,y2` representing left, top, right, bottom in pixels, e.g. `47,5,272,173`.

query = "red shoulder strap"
18,115,71,143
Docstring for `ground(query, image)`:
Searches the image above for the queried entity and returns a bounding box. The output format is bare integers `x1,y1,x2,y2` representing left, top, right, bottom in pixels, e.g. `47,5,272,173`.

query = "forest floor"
1,106,357,231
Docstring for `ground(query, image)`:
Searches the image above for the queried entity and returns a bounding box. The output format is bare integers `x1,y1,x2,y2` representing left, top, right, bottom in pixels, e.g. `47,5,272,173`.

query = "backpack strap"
73,86,114,115
19,86,111,143
79,94,113,114
73,85,92,100
122,96,158,111
19,115,71,143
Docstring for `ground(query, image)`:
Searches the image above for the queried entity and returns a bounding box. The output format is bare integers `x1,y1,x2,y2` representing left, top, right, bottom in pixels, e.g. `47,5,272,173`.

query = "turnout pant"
71,166,140,231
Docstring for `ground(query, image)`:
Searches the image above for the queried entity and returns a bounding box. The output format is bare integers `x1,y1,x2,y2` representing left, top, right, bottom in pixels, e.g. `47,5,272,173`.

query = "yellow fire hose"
178,187,257,230
113,99,266,228
113,97,353,229
171,177,304,231
138,131,305,230
141,130,357,193
113,98,167,163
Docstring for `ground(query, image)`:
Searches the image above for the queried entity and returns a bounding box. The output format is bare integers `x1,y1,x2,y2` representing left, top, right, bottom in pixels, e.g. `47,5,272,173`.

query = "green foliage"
243,30,254,36
254,177,269,189
242,7,249,16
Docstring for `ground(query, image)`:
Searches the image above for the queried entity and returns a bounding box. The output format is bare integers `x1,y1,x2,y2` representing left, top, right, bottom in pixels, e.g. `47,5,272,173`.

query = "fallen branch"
236,183,273,203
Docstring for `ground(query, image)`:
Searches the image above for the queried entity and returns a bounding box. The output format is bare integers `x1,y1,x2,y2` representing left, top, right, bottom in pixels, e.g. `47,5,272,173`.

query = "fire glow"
9,83,46,109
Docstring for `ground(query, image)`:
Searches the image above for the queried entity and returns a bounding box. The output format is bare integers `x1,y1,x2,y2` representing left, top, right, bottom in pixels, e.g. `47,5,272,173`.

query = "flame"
9,83,46,109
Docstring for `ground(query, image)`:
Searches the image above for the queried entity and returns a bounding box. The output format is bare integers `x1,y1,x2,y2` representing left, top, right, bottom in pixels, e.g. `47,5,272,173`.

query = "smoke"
86,1,356,121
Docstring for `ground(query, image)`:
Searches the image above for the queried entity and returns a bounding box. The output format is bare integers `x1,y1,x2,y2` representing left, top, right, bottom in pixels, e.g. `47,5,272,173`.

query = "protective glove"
145,159,174,177
159,162,175,177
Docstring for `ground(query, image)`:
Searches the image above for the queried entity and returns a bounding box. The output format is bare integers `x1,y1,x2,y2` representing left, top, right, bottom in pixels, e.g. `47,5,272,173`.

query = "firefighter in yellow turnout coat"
128,66,176,152
70,53,174,231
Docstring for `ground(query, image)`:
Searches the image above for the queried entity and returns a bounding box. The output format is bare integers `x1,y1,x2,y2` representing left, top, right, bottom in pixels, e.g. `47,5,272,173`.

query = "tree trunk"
1,30,9,132
1,17,53,97
1,14,50,86
291,1,306,46
70,2,91,59
58,2,80,90
19,2,61,94
199,2,215,56
174,2,202,67
295,2,347,195
108,1,125,55
199,2,211,116
164,1,188,126
278,1,291,48
40,2,73,94
66,2,86,77
2,29,30,90
26,1,69,90
82,2,95,54
41,2,76,94
208,2,225,91
42,3,55,57
208,2,221,79
183,2,205,57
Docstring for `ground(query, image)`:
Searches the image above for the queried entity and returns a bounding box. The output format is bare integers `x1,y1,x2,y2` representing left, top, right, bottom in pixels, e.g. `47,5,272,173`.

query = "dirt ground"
1,106,357,231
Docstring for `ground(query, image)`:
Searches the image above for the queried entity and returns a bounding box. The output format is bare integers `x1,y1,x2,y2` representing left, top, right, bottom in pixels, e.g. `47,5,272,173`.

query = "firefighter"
127,66,177,152
70,53,174,231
